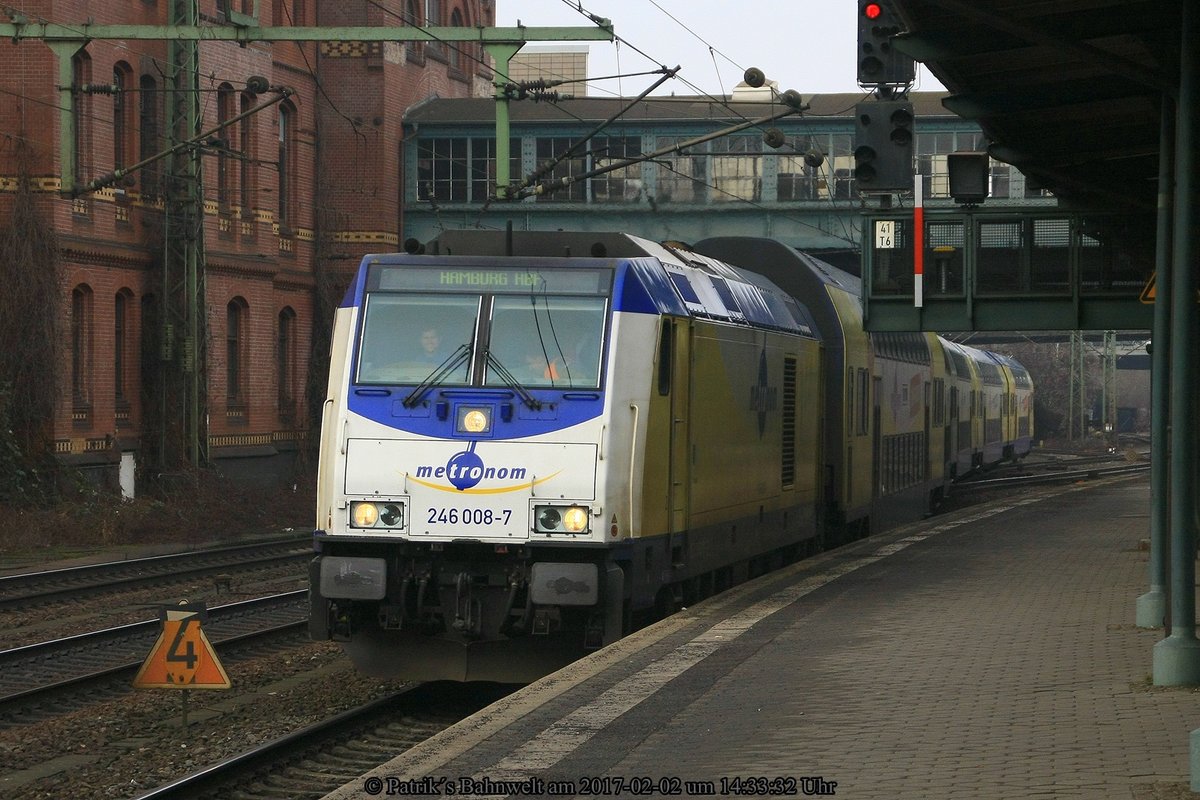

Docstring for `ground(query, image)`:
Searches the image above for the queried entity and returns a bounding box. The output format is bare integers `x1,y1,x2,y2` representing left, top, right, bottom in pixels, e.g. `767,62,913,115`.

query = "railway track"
134,681,512,800
952,460,1150,493
0,536,312,611
0,590,308,721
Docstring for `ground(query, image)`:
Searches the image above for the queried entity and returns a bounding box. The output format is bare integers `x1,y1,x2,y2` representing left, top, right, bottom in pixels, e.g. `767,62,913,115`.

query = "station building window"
590,136,643,203
780,133,857,201
113,63,134,172
416,137,520,203
277,103,295,230
533,136,587,202
71,52,92,190
217,84,235,212
71,284,94,417
711,135,761,202
278,306,297,421
139,75,160,197
240,91,256,223
653,137,706,204
114,289,133,407
226,298,249,421
448,8,465,72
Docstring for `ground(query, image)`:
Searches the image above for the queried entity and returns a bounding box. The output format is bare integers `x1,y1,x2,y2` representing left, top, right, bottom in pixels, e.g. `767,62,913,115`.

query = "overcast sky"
495,0,946,98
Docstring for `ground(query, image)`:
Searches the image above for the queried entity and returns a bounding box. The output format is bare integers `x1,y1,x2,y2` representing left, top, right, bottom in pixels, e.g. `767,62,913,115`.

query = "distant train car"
988,351,1035,459
940,339,986,476
309,232,1033,683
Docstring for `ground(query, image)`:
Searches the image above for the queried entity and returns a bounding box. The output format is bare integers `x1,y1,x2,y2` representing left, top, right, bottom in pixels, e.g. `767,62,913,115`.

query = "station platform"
322,474,1199,800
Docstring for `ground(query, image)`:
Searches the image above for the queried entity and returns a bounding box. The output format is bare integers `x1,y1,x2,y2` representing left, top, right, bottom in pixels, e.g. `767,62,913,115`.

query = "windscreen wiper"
485,350,542,411
402,344,471,408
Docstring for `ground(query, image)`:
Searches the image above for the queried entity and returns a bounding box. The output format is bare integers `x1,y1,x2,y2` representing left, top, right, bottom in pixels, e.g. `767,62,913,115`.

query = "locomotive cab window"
358,263,612,390
356,293,480,385
485,295,608,389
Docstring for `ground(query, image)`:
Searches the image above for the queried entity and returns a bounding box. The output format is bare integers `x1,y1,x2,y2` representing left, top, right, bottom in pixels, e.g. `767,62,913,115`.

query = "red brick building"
0,0,495,491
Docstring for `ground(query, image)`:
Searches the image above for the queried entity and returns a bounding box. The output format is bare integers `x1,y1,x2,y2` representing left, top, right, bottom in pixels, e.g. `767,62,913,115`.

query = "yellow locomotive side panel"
685,320,821,530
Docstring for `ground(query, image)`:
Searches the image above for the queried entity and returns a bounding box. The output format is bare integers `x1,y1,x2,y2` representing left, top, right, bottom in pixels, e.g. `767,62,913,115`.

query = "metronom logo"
412,441,531,492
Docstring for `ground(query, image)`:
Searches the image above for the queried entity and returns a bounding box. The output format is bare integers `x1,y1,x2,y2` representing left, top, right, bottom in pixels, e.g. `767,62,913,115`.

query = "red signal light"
864,2,883,19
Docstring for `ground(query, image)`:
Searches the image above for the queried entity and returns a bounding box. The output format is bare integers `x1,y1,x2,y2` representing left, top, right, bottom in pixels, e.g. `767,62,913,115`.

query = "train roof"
690,237,861,353
384,230,821,339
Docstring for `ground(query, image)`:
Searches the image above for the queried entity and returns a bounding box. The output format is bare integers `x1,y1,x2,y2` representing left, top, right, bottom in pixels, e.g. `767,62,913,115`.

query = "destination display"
371,265,611,295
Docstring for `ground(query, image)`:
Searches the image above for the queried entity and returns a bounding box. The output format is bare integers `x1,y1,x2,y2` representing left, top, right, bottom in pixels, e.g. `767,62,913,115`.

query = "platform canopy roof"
893,0,1178,228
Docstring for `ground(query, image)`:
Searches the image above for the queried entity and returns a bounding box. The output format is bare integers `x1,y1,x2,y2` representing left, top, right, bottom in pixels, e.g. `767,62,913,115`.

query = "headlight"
534,504,590,534
456,405,492,435
350,501,405,529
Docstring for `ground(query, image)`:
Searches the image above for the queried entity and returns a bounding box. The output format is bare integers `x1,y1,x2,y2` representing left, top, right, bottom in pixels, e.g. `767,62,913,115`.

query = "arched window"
71,51,92,187
217,84,235,210
114,289,133,405
449,8,465,70
240,91,256,222
406,0,423,58
426,0,442,53
277,103,294,229
113,62,134,171
226,298,248,408
139,75,159,195
278,306,297,419
72,284,94,410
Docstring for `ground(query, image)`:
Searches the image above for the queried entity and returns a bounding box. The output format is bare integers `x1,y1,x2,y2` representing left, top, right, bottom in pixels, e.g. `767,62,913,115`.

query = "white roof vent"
731,79,780,103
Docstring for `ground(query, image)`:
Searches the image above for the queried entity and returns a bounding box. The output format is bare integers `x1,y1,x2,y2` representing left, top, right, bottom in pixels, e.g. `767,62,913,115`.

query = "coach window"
857,368,869,435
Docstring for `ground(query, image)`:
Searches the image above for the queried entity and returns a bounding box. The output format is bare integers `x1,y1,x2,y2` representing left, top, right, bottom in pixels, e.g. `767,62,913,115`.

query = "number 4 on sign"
133,606,231,690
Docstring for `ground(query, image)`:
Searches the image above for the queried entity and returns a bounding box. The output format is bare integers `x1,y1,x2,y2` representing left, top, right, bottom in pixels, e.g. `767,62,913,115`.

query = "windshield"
356,294,479,385
485,295,607,389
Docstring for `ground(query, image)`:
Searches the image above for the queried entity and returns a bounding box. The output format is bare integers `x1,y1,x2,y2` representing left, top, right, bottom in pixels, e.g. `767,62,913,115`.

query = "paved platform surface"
324,475,1200,800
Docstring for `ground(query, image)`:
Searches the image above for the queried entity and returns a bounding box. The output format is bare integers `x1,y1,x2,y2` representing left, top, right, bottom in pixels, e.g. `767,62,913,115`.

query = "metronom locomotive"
307,232,1033,682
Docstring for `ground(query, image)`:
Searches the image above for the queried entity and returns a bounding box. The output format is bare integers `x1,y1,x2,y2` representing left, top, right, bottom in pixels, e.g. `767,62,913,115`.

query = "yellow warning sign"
132,614,231,689
1140,272,1156,304
1139,272,1200,304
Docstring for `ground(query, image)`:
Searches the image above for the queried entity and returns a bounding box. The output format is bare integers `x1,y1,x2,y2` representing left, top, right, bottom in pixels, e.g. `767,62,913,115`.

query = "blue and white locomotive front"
310,251,671,681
